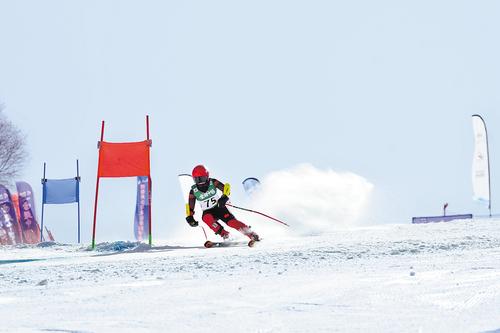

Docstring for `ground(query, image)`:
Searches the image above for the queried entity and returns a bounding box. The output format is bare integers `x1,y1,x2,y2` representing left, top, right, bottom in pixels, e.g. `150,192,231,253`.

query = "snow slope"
1,218,500,333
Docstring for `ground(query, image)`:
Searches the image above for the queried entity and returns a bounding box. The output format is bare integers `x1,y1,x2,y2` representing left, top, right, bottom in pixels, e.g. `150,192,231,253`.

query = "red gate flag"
92,116,152,249
98,141,151,177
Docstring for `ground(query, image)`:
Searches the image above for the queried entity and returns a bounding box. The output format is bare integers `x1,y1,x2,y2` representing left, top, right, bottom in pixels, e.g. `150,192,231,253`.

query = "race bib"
192,182,221,211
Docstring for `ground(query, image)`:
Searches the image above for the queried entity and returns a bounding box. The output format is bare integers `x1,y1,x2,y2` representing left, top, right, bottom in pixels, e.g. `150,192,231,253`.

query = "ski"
204,240,256,248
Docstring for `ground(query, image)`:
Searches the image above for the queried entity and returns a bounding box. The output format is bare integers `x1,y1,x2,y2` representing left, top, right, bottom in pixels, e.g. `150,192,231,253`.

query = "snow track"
1,219,500,332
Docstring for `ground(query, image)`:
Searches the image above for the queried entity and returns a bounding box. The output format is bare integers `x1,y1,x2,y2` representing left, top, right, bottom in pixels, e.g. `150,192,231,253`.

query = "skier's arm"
212,179,225,192
187,189,196,216
212,178,229,207
186,189,198,227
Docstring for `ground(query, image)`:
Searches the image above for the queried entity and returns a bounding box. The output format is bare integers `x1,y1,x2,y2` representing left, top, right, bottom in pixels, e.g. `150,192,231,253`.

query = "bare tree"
0,104,27,185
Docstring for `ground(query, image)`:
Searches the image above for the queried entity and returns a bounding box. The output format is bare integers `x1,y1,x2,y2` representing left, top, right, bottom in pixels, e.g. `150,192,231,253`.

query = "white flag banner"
472,115,490,205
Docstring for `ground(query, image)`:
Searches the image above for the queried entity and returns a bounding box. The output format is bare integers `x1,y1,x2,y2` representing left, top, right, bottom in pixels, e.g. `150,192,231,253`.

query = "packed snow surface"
1,218,500,332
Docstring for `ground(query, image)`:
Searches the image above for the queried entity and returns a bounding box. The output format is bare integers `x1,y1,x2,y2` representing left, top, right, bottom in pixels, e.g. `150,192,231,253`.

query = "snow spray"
245,164,373,236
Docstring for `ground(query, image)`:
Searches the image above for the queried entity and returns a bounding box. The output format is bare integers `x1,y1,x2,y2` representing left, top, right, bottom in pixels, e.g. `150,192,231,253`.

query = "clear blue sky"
0,1,499,242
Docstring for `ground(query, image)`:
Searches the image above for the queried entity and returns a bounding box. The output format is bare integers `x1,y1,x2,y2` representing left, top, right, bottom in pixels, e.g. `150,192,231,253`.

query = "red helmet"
192,165,209,186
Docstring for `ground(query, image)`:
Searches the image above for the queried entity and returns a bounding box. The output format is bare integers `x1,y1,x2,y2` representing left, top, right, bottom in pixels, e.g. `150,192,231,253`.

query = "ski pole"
186,203,208,239
199,225,208,240
226,203,289,227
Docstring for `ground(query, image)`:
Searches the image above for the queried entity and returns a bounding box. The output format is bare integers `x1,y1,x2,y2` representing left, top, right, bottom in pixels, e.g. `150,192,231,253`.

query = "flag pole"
146,115,152,246
76,159,81,243
92,121,105,249
40,162,46,242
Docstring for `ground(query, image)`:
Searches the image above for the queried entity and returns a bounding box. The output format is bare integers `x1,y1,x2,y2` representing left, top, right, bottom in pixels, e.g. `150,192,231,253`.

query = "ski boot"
214,227,230,241
204,229,231,248
247,231,261,247
220,229,230,240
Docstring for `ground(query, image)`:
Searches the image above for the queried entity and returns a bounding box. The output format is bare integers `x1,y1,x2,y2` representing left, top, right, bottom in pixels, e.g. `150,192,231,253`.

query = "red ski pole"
226,203,289,227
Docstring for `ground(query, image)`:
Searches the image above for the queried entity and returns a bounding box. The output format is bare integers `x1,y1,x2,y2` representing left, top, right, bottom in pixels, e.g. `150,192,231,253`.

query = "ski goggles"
194,176,209,184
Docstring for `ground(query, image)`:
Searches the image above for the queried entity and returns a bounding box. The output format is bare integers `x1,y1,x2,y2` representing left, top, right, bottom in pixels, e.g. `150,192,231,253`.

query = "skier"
185,165,260,244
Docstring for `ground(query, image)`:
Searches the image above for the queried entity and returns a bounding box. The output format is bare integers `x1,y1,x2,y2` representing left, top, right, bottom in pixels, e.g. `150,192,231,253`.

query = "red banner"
98,141,151,178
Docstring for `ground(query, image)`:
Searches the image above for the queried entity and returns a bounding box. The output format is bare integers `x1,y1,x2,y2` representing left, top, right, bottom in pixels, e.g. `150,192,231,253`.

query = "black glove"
217,195,229,208
186,215,198,227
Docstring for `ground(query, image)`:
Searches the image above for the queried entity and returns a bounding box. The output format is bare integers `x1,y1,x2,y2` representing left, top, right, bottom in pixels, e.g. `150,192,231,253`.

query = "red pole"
147,116,152,245
92,121,105,249
148,176,152,246
145,116,152,246
100,120,105,141
91,178,100,249
226,203,290,227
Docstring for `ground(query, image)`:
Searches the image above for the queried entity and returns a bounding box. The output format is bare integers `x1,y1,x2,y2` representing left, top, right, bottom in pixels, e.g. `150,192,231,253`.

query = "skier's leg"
202,212,229,239
220,209,260,241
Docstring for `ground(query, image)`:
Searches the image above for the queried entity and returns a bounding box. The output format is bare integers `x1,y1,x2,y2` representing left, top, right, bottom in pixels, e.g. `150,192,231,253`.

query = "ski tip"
204,241,214,248
248,240,256,247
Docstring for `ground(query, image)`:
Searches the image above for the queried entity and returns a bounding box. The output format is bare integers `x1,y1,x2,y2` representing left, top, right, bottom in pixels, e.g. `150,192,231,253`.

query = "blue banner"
43,178,79,204
16,181,41,244
134,176,149,241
